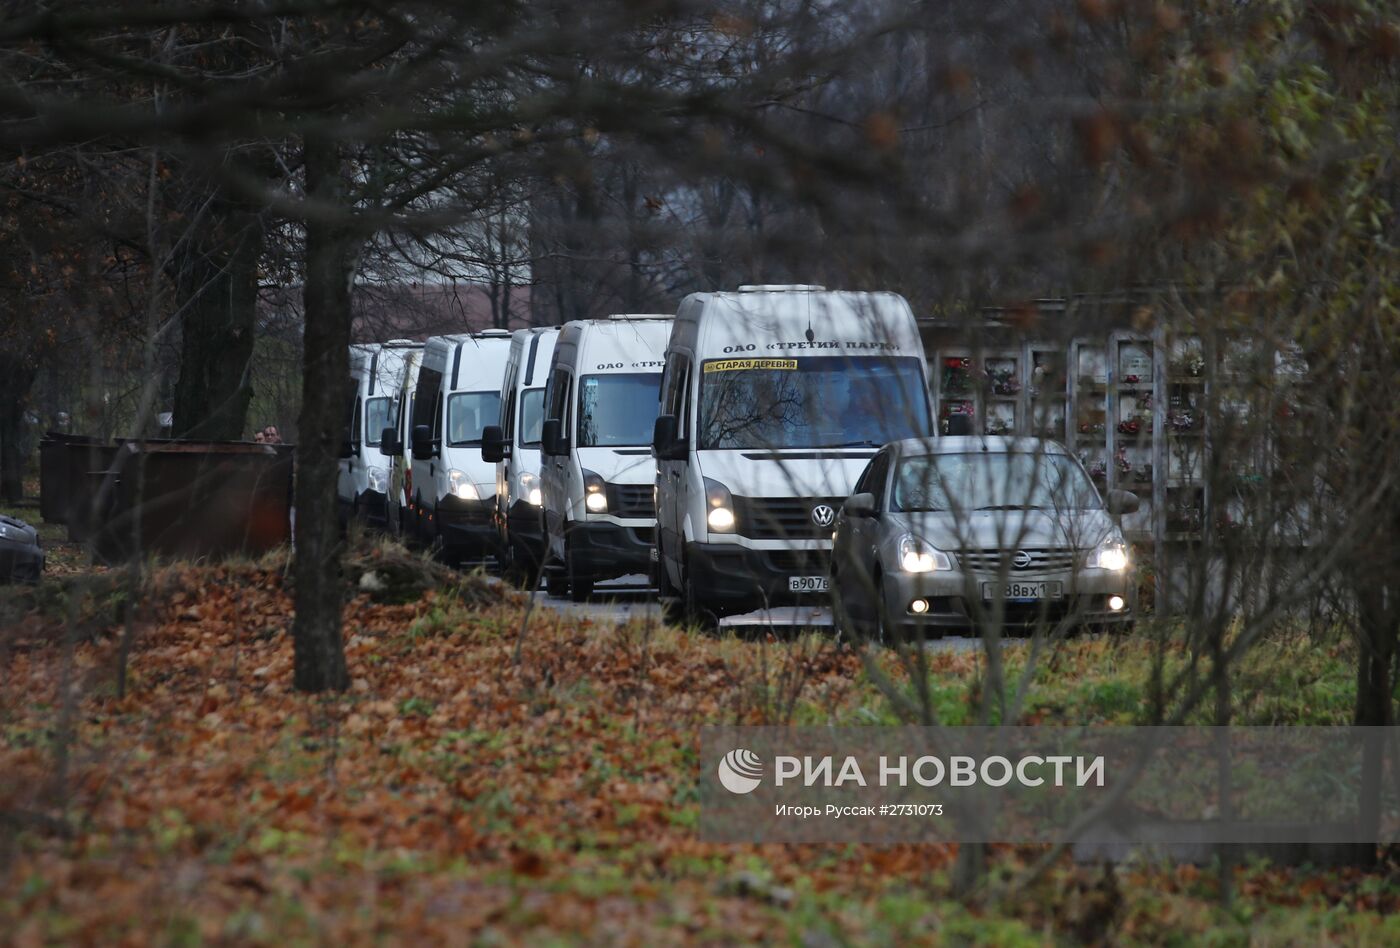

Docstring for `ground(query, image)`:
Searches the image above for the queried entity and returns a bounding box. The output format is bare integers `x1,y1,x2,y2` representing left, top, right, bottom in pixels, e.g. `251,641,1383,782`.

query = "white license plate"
789,575,829,592
982,580,1063,601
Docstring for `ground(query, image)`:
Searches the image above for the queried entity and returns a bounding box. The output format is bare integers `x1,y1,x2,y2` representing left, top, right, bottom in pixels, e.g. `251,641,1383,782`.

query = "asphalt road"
517,573,986,651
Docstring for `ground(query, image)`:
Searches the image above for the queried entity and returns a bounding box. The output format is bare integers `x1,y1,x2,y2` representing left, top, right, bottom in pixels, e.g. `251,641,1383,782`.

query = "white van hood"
578,446,655,484
697,449,873,499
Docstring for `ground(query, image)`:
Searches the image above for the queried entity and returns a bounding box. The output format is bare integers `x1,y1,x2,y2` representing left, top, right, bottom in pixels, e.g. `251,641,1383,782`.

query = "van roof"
676,289,923,357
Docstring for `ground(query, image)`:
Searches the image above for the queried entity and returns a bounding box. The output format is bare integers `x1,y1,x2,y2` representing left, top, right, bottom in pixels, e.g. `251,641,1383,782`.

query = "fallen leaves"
0,558,1394,942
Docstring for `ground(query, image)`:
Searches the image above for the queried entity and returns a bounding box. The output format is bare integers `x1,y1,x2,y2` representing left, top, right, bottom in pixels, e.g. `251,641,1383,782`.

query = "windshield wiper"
976,504,1035,510
828,439,883,447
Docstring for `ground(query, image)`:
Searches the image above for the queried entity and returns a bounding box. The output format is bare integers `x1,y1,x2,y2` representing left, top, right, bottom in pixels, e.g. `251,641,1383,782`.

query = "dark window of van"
519,389,546,446
446,391,502,446
414,365,443,435
546,368,570,426
351,396,363,444
577,373,663,447
365,397,394,446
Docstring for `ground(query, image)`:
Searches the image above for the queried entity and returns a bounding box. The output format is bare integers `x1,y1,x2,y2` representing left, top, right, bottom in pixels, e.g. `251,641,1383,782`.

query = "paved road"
516,573,986,651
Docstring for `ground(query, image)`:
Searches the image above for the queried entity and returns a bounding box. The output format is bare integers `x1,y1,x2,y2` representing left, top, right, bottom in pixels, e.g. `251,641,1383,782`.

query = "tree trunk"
170,197,262,441
292,134,354,693
0,351,38,502
1353,588,1394,857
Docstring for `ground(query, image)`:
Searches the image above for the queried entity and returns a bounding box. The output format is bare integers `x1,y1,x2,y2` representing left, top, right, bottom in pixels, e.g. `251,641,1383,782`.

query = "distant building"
257,281,539,344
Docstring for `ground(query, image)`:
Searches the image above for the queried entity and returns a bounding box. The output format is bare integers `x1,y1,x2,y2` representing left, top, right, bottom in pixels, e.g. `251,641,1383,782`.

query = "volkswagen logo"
811,504,836,527
1012,550,1033,570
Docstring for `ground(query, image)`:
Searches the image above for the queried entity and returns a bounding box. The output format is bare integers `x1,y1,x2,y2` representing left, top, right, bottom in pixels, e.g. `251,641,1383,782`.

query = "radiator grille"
957,548,1079,572
605,483,655,519
732,496,843,540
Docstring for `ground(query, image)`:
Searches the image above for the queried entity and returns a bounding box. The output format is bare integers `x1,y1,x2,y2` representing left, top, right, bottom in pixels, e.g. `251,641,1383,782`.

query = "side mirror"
542,418,570,456
379,426,402,457
1107,489,1140,515
652,414,687,461
411,424,436,461
843,492,878,518
481,424,507,463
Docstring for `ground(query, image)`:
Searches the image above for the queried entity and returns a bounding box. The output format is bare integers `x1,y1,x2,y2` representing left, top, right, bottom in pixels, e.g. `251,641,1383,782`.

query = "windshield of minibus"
447,391,502,446
577,373,662,447
697,356,929,449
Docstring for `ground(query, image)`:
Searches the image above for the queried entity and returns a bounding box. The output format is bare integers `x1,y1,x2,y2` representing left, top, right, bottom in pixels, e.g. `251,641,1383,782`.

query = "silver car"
830,436,1137,639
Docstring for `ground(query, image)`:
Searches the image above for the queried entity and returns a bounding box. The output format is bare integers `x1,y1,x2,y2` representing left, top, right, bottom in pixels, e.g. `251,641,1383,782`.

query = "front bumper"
0,541,44,584
504,500,546,567
685,541,830,618
880,569,1135,635
354,489,389,530
568,521,654,582
436,495,499,557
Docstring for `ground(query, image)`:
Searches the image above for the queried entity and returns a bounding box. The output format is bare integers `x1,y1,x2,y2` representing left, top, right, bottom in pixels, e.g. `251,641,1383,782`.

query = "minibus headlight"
704,477,735,534
517,471,542,506
583,469,608,513
898,535,952,573
1088,538,1129,572
447,468,479,501
366,465,388,493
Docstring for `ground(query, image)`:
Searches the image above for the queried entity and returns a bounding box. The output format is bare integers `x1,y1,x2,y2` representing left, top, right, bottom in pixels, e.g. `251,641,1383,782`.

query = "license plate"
789,575,829,592
982,580,1063,601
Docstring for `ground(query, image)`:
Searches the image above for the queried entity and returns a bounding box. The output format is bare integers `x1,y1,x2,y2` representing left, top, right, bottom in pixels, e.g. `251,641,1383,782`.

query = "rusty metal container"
89,441,295,562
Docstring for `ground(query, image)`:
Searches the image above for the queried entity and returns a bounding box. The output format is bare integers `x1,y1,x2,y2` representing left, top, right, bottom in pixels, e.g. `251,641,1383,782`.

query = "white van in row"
539,316,672,600
340,340,421,529
651,286,933,624
481,326,559,579
380,347,421,539
409,330,513,562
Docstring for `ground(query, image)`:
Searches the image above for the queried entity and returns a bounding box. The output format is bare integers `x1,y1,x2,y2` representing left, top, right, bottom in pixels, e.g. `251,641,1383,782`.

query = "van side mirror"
379,426,402,457
1106,489,1140,515
481,425,507,463
652,414,687,461
542,418,569,456
411,424,436,461
843,492,878,518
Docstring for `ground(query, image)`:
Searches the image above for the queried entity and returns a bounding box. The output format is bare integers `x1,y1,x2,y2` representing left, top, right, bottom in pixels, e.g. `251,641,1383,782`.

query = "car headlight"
898,535,952,573
703,477,735,533
447,468,479,501
582,469,607,513
0,523,17,542
366,465,388,493
517,471,542,506
1088,537,1129,572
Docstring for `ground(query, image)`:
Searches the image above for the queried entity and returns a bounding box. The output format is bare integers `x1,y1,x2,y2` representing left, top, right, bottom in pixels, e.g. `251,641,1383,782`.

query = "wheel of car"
545,564,569,598
871,568,890,645
828,566,854,642
682,562,717,633
653,548,684,624
567,541,593,602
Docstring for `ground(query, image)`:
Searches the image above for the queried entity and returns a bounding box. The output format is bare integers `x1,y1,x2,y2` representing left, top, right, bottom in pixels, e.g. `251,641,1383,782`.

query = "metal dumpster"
90,441,295,562
39,432,101,526
65,442,123,543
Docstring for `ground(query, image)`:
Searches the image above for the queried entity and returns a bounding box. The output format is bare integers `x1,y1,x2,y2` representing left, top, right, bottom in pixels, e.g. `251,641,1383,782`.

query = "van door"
656,352,690,586
337,391,361,515
541,366,572,560
409,363,442,537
